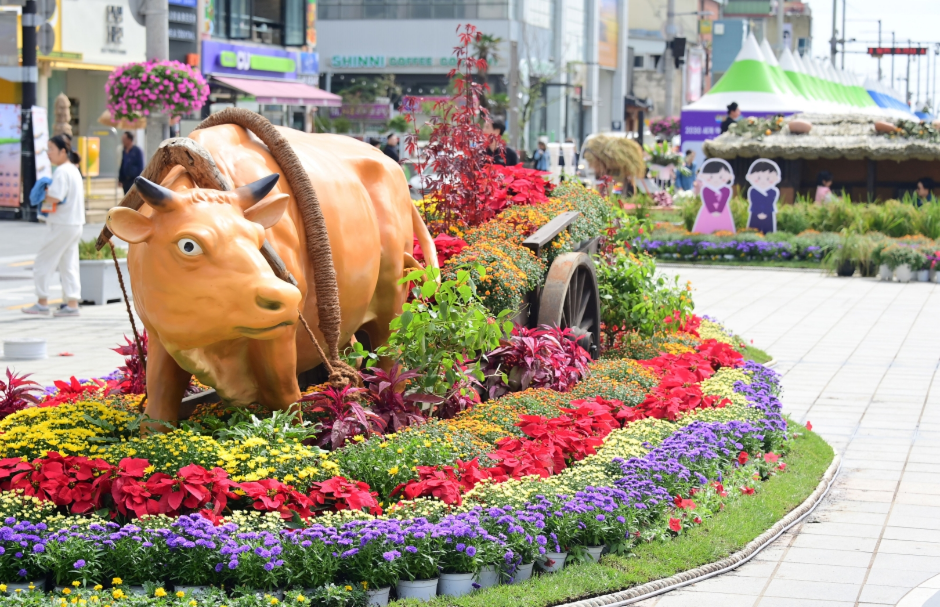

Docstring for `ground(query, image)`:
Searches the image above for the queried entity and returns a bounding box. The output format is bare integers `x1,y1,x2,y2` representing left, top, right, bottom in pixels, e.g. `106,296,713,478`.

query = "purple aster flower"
74,560,86,569
405,545,418,554
465,546,477,557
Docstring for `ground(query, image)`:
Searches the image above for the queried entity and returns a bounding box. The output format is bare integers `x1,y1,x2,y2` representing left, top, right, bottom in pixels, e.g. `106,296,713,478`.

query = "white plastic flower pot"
585,545,606,563
918,269,930,282
879,263,892,280
173,585,210,596
396,578,438,602
79,258,129,305
438,572,475,597
366,586,391,606
895,264,912,283
476,566,499,589
4,581,42,594
509,562,534,584
538,551,568,573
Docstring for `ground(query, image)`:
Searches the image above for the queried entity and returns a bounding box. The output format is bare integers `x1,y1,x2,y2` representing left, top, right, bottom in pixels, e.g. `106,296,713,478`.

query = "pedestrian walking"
533,140,550,171
720,102,741,134
675,150,698,190
118,131,144,195
23,135,85,317
383,133,400,163
483,119,519,166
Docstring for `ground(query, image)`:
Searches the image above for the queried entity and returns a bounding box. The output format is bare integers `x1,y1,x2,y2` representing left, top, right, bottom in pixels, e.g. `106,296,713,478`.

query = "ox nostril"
256,295,283,311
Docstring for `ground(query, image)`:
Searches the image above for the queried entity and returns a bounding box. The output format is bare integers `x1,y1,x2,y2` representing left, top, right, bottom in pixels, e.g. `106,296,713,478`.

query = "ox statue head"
105,174,302,350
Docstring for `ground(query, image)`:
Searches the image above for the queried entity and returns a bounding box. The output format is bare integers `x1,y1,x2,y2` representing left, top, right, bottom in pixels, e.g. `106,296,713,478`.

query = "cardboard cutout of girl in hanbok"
745,159,781,234
693,158,735,234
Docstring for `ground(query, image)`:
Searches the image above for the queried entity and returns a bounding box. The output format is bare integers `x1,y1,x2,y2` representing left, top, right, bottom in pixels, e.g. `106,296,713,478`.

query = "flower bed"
0,317,800,606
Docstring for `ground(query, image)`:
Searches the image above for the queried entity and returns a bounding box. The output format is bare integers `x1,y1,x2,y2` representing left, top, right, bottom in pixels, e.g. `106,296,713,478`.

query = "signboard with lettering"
298,52,319,76
169,2,198,63
203,40,299,79
330,55,460,69
868,47,926,56
328,104,390,121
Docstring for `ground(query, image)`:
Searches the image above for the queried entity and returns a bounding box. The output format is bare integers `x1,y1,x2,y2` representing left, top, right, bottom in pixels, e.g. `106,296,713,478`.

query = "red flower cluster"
481,164,553,214
391,465,464,506
40,377,107,407
0,453,379,522
309,476,381,516
413,234,468,265
695,339,743,371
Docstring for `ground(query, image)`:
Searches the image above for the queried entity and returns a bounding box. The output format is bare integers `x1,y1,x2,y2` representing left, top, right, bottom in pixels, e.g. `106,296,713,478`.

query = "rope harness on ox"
97,108,361,394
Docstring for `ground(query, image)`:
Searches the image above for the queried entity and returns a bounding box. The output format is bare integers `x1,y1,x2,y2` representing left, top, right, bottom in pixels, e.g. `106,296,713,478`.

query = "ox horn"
236,173,281,207
134,176,179,209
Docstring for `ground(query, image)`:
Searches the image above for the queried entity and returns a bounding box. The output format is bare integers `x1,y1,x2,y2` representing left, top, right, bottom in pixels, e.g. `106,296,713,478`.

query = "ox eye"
177,238,203,256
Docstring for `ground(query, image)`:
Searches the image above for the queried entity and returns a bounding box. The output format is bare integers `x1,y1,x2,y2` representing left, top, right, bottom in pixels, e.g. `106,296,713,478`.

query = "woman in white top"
23,134,85,317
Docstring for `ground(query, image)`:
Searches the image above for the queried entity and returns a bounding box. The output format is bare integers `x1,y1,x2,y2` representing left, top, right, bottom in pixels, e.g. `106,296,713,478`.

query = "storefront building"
316,0,632,154
201,0,338,130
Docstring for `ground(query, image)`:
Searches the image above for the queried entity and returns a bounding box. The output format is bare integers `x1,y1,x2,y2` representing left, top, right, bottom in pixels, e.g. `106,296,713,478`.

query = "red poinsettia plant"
309,476,381,515
413,234,468,265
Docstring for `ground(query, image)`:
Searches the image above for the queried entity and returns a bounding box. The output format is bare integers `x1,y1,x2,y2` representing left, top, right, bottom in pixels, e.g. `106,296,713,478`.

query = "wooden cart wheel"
537,252,601,359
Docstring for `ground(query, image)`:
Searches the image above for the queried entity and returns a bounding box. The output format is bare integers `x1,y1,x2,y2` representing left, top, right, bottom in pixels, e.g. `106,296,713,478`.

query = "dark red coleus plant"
0,368,42,420
300,385,386,450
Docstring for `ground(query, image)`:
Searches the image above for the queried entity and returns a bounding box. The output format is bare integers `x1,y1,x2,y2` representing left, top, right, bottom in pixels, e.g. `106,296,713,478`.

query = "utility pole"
877,20,882,82
829,0,837,64
891,32,895,88
840,0,846,69
20,0,37,222
776,0,785,55
144,0,169,159
906,39,912,107
663,0,676,117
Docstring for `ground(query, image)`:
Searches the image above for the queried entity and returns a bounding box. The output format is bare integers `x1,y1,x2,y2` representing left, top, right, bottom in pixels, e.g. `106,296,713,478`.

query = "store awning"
213,76,342,107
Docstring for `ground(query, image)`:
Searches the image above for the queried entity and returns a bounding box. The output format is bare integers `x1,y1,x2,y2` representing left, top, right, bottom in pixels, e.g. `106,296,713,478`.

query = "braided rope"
194,108,359,388
555,451,842,607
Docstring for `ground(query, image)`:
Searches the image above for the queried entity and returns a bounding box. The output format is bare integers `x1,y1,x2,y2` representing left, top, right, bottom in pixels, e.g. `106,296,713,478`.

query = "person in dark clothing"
720,102,741,134
745,159,782,233
118,131,144,194
915,177,938,206
483,119,518,166
382,133,400,163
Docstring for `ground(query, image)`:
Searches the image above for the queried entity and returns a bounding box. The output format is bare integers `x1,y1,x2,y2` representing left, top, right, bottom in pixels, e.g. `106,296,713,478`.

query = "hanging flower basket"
105,59,209,122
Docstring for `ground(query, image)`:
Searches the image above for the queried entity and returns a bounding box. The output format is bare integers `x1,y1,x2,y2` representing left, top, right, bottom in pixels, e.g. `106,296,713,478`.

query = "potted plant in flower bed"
881,243,925,283
394,520,444,601
78,239,128,305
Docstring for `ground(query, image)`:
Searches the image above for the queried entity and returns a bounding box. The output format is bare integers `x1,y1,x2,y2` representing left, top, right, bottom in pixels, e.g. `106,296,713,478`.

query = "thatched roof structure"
703,113,940,162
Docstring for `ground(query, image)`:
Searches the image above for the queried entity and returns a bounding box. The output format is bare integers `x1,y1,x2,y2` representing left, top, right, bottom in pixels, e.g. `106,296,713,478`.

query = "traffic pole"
20,0,37,222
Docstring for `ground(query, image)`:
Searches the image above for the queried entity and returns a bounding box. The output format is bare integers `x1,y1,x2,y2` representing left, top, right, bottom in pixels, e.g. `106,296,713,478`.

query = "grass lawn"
741,344,773,365
392,427,834,607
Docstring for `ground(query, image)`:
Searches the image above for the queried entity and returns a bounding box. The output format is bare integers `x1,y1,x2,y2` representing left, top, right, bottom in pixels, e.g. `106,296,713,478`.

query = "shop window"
213,0,307,46
797,37,808,56
633,55,645,69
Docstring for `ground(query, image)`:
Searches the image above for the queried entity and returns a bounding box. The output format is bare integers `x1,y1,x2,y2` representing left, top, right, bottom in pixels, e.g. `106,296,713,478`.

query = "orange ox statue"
104,122,437,424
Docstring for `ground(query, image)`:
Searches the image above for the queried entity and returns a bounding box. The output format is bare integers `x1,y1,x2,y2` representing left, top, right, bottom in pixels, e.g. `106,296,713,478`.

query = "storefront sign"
203,41,298,79
306,0,316,47
330,55,459,69
298,52,319,76
328,104,390,121
169,3,198,64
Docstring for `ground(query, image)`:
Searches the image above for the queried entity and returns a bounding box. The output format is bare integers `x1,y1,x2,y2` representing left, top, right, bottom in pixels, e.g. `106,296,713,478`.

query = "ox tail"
411,203,440,281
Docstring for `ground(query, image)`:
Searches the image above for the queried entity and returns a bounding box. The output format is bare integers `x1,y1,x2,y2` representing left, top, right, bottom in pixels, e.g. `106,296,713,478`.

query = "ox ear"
243,193,290,229
107,207,154,244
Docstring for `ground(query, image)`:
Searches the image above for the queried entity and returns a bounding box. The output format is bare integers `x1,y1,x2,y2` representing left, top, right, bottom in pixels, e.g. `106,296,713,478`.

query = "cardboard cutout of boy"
693,158,736,234
745,159,781,234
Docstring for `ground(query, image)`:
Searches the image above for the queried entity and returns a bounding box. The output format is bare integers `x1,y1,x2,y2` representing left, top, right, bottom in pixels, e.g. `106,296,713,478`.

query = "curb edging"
556,449,842,607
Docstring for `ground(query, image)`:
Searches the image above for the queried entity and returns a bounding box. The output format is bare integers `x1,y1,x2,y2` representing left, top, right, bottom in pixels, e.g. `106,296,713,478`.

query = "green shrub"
595,250,693,344
79,239,126,260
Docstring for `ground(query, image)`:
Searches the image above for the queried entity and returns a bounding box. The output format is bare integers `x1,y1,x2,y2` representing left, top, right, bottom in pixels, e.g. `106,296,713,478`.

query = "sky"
803,0,940,106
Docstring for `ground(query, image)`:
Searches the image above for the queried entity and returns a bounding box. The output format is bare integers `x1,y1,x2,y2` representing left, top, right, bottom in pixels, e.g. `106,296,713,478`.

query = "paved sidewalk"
638,267,940,607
